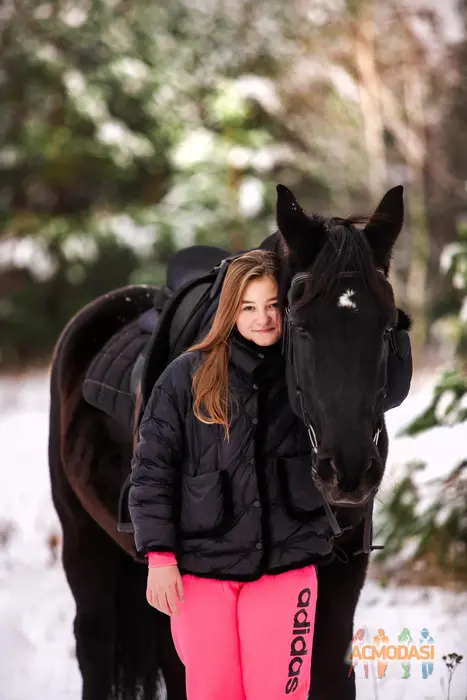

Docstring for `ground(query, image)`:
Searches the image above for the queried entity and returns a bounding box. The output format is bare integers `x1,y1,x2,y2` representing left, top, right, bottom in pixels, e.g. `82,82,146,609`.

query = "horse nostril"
367,457,381,474
366,457,384,488
315,456,336,482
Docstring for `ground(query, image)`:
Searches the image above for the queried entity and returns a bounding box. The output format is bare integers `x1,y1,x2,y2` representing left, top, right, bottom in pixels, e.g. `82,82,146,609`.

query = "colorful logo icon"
348,627,435,679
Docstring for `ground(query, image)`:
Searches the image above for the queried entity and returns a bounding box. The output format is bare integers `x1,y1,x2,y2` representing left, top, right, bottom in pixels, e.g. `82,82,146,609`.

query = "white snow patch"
110,58,150,94
98,215,156,256
439,242,462,274
453,271,466,291
434,389,456,423
61,236,99,263
228,145,252,169
60,6,88,27
97,121,154,164
64,71,108,123
235,75,281,114
0,238,57,282
238,177,264,218
172,130,216,169
0,147,22,168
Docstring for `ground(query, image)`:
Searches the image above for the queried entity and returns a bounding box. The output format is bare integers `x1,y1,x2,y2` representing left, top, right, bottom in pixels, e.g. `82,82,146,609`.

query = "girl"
129,249,333,700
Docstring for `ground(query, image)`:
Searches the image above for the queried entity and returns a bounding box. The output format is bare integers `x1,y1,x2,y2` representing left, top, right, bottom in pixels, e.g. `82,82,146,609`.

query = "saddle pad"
82,320,150,429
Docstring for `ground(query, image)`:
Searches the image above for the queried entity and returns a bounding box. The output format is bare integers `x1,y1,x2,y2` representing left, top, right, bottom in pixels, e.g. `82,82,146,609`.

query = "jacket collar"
229,328,282,377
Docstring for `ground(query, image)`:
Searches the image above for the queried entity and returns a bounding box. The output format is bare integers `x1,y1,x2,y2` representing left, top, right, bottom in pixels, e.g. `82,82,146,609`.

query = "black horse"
48,183,408,700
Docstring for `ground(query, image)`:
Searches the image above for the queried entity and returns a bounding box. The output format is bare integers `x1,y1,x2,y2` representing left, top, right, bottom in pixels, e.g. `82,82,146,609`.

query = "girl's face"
235,276,282,346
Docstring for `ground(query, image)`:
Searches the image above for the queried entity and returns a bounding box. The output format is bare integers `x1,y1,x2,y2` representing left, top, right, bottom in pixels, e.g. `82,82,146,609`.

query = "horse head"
276,183,405,508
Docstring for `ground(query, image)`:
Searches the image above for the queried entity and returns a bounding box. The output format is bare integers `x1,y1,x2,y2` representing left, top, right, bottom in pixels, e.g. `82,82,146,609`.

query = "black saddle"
133,244,229,341
82,319,150,431
83,245,230,425
166,245,230,291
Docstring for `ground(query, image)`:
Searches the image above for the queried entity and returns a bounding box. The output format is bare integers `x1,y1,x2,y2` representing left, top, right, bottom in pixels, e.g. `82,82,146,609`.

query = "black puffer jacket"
129,330,412,581
129,334,336,581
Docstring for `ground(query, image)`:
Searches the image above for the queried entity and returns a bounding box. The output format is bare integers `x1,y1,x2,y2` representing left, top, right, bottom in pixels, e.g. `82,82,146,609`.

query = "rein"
283,268,389,557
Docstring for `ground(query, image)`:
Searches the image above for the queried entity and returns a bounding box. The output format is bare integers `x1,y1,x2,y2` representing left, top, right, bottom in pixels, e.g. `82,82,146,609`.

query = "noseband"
283,268,391,556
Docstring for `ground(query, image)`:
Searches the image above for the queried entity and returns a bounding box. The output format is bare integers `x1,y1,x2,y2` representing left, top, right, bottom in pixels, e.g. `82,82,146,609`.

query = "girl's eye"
243,305,254,311
269,302,279,309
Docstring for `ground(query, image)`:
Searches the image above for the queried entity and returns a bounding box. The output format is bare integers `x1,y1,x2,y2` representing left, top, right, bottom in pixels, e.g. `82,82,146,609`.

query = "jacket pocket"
278,457,325,521
179,471,233,538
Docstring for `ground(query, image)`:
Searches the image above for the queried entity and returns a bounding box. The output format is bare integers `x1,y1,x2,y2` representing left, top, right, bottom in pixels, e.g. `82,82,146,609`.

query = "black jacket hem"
178,551,334,582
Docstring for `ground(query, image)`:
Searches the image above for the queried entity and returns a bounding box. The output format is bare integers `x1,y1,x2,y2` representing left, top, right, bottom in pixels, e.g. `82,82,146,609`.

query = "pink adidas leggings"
170,565,317,700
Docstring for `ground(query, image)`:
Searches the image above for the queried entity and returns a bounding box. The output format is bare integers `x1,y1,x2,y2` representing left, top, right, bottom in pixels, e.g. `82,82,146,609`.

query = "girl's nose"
257,309,269,326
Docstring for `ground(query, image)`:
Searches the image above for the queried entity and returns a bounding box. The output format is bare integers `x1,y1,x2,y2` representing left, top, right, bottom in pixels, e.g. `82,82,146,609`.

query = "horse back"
49,285,157,554
52,286,156,392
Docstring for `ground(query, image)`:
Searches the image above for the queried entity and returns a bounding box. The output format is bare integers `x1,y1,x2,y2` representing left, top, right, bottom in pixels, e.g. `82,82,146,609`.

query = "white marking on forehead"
338,288,357,310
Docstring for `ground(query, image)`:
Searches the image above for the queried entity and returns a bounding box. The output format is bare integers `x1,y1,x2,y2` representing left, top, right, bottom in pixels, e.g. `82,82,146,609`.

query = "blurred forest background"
1,0,467,586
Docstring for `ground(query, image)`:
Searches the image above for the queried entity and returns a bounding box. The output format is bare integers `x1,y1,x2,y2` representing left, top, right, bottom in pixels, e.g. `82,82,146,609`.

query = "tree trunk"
405,163,430,364
402,66,430,365
354,20,387,202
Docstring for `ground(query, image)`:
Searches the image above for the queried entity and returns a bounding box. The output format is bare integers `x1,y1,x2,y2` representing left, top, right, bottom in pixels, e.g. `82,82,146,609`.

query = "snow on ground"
0,370,467,700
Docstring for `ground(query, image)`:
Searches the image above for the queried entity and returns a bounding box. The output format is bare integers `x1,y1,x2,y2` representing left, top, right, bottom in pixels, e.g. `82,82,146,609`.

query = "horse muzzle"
313,449,383,507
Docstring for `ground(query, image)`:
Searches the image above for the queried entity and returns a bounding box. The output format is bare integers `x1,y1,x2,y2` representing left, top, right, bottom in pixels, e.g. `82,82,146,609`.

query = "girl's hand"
146,565,184,616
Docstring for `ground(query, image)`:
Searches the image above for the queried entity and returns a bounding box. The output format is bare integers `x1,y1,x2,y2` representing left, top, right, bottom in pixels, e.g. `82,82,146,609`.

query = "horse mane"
293,215,391,307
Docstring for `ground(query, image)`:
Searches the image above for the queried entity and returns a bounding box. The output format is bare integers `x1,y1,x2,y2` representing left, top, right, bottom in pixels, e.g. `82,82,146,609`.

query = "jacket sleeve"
383,328,413,412
128,372,186,556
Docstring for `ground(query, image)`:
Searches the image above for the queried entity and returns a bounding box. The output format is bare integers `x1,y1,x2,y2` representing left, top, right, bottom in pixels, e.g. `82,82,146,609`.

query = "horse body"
49,185,408,700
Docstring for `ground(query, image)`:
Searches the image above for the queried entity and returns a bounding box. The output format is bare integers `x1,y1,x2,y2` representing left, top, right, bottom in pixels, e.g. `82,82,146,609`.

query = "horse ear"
276,184,326,258
363,186,404,272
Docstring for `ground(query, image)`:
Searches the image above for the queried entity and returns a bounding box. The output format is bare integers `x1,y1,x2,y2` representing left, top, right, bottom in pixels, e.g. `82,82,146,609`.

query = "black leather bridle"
282,269,392,557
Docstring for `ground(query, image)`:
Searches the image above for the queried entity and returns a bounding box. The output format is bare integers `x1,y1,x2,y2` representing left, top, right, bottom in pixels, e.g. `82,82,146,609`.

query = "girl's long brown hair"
188,249,280,439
